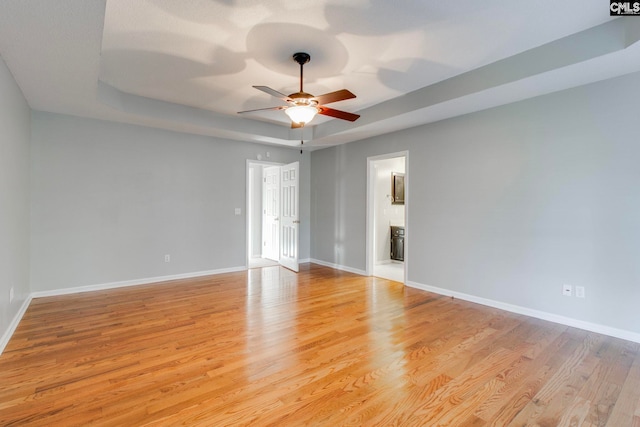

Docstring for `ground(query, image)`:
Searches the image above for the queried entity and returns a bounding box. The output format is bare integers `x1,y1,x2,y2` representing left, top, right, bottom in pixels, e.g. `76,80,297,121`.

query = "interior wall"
0,55,31,340
30,112,310,292
374,157,405,263
311,70,640,335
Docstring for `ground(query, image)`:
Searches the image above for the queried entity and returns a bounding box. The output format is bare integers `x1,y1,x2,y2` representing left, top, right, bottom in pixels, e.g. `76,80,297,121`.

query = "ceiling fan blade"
253,86,292,102
237,106,286,114
313,89,356,105
318,107,360,122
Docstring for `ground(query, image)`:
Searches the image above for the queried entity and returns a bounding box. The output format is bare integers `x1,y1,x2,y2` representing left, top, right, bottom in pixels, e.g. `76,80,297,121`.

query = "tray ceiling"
1,1,639,149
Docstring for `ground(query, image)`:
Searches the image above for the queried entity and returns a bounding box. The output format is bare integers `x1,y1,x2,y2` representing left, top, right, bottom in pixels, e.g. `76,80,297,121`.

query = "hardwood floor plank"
1,264,640,426
474,328,569,425
571,339,637,426
606,351,640,427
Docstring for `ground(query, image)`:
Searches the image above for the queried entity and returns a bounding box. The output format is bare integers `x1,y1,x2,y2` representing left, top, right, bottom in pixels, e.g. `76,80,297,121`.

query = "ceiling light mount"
292,52,311,66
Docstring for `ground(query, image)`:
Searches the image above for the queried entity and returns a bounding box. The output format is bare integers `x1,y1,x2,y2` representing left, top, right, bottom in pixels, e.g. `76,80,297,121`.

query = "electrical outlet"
164,254,170,263
9,287,14,303
562,284,572,297
235,208,242,216
575,286,585,298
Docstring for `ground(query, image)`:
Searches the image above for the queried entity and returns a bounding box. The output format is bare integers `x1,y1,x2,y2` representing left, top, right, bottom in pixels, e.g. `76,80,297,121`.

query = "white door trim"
366,151,409,283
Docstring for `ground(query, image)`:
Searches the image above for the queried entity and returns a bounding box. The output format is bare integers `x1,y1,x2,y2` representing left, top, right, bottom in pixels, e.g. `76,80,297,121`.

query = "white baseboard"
406,280,640,344
310,258,366,276
31,266,247,299
0,295,33,355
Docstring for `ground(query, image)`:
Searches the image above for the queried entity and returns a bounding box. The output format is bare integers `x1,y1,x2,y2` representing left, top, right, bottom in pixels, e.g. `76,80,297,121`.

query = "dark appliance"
390,226,405,261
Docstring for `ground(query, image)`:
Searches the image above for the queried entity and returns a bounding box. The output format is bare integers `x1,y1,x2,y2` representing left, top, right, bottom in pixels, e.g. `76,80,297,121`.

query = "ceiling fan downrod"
292,52,311,93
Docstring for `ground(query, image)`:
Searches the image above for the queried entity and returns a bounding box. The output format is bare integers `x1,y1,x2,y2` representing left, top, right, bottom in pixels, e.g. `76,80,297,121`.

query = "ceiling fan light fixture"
238,52,360,126
285,105,318,125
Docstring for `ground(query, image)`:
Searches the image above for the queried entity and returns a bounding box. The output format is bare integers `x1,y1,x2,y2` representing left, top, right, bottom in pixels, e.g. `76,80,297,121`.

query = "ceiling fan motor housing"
288,92,317,106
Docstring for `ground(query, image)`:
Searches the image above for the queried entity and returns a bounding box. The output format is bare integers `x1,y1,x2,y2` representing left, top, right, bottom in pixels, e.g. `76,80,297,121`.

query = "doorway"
246,160,301,272
247,161,280,269
366,152,408,283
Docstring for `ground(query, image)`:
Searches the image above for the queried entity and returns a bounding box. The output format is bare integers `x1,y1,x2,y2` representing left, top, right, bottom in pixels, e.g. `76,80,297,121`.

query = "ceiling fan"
238,52,360,128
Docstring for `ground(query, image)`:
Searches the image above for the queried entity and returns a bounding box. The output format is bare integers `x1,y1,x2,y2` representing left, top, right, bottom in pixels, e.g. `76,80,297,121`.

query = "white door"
262,166,280,261
279,161,300,272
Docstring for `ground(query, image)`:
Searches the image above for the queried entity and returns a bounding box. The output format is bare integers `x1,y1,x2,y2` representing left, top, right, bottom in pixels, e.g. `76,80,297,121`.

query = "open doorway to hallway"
246,160,301,272
247,161,280,269
367,152,408,283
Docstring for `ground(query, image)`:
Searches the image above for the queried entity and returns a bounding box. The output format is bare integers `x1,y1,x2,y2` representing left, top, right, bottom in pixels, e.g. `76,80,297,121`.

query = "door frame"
245,159,284,268
365,151,409,282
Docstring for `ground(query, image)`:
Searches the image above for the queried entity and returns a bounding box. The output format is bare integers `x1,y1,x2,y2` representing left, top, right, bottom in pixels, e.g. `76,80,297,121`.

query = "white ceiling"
1,1,639,149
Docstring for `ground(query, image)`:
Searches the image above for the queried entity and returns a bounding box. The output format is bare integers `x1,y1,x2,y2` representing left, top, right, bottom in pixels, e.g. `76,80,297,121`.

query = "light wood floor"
1,264,639,426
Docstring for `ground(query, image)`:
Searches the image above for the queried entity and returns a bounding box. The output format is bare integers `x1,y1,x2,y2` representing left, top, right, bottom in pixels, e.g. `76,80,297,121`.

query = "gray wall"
30,112,310,292
311,71,640,334
0,55,31,338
